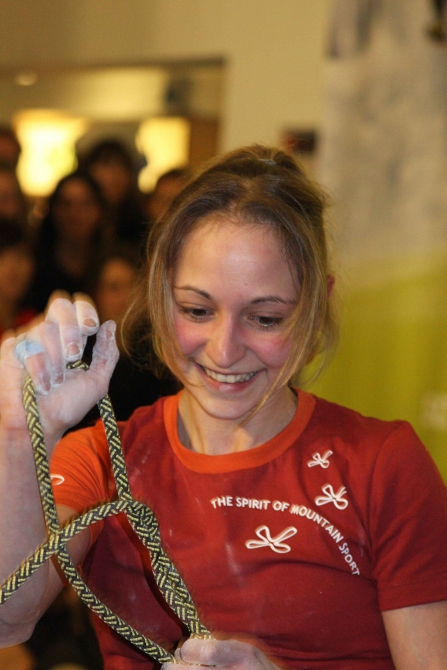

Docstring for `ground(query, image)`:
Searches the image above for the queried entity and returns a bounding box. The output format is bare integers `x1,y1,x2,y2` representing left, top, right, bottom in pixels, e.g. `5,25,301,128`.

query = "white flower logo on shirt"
307,450,333,469
315,484,348,510
245,525,297,554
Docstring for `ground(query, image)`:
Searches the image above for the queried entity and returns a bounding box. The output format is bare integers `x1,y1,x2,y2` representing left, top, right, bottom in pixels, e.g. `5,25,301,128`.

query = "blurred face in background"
89,159,132,206
0,170,24,220
0,244,34,305
147,175,185,222
53,178,103,244
95,257,137,325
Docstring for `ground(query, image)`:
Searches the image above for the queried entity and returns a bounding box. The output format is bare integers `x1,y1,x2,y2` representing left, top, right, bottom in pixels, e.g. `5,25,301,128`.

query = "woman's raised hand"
0,294,119,446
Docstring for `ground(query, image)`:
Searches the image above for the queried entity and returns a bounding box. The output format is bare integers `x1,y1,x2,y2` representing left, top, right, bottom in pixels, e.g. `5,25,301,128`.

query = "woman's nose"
205,316,245,369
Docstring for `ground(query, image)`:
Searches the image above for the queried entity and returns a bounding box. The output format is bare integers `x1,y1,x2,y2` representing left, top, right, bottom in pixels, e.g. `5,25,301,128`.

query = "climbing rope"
0,360,210,662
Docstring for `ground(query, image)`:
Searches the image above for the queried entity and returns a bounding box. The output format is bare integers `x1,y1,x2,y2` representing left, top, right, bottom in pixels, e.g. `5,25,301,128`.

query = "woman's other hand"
164,638,281,670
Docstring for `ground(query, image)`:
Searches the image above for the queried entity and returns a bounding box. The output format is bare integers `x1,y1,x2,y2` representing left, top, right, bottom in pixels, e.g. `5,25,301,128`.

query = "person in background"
0,167,29,227
0,125,21,171
79,139,146,247
27,171,107,313
87,244,176,421
144,168,189,225
92,244,140,345
0,220,36,340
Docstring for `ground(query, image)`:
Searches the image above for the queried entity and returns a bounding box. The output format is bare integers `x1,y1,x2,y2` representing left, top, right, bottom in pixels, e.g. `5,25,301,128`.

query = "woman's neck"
177,386,297,456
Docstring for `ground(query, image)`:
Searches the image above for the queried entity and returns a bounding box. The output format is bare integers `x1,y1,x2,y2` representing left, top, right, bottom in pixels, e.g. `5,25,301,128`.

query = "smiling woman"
0,145,447,670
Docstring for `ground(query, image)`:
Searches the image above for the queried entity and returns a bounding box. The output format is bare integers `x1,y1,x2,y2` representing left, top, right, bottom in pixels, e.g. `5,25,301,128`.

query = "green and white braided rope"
0,360,210,662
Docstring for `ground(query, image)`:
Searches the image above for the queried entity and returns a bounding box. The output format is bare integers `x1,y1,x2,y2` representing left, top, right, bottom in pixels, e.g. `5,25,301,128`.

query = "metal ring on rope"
0,360,210,662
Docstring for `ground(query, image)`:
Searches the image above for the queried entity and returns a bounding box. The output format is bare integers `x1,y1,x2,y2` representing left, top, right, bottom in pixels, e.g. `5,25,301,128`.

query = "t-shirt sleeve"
50,420,122,543
368,421,447,611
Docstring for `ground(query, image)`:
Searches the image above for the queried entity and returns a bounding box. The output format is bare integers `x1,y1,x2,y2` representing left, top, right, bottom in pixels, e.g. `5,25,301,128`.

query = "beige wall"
0,0,331,150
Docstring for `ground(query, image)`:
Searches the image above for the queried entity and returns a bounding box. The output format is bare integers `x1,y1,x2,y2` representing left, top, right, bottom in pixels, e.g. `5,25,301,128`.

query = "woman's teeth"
200,365,257,384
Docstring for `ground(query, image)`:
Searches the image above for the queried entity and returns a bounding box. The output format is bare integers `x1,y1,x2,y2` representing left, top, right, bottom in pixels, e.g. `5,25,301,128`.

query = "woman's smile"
196,362,261,385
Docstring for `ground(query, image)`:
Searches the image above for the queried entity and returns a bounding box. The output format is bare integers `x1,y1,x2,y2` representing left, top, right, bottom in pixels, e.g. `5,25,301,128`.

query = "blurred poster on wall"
313,0,447,479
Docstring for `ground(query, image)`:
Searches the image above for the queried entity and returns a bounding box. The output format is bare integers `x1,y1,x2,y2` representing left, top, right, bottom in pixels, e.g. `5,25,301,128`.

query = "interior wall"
0,0,332,150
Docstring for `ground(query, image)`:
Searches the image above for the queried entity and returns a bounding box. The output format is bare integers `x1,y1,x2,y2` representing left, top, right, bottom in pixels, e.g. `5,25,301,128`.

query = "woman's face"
171,217,299,422
53,178,102,242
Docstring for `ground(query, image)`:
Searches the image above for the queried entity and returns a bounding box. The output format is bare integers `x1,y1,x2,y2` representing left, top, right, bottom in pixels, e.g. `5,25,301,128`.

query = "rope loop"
0,360,210,661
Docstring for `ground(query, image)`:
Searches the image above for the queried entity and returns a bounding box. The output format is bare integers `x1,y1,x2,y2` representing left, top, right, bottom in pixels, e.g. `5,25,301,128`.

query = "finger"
88,321,119,397
73,293,100,335
179,639,224,667
36,321,65,387
74,297,100,350
174,647,192,665
179,639,259,669
21,317,69,391
44,289,72,315
46,297,84,362
14,337,51,395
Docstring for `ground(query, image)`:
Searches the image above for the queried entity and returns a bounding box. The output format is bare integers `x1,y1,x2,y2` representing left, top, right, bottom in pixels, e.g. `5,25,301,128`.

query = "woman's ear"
327,274,335,298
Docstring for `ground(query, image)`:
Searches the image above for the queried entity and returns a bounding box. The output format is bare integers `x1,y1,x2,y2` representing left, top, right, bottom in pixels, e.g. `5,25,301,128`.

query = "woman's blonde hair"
126,145,337,394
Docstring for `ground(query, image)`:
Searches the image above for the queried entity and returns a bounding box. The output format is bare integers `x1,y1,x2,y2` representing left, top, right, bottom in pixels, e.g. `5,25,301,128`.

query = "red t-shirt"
51,390,447,670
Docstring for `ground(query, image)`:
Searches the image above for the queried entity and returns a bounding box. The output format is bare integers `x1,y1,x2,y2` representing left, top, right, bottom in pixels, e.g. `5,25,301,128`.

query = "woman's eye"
252,316,284,329
178,306,210,320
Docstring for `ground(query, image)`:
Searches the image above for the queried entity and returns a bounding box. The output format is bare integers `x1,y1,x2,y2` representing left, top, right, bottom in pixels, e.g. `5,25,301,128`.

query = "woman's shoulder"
301,393,446,540
307,391,412,440
302,391,429,467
